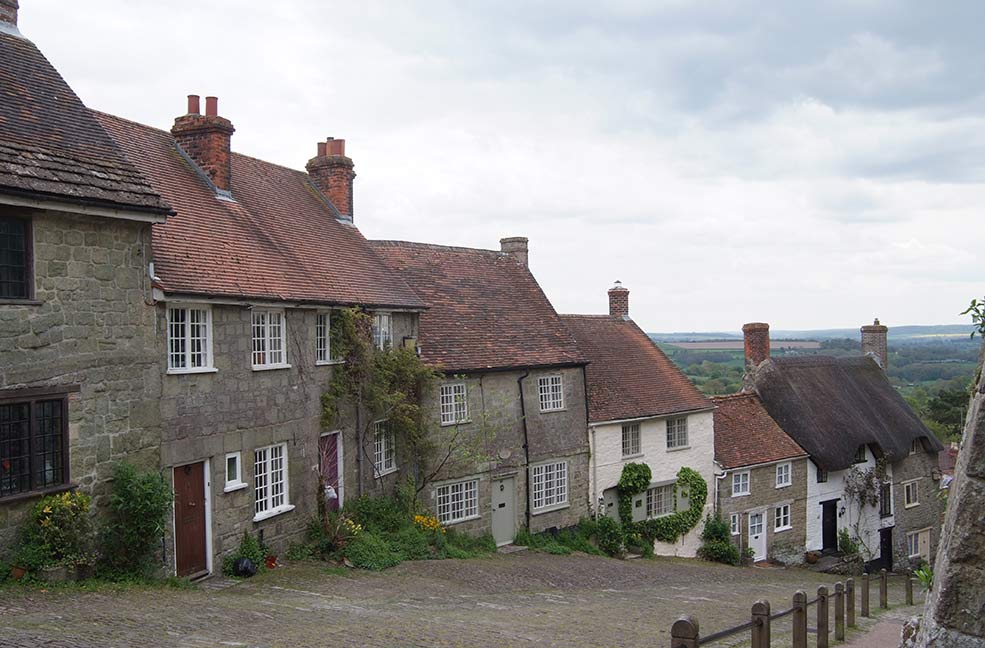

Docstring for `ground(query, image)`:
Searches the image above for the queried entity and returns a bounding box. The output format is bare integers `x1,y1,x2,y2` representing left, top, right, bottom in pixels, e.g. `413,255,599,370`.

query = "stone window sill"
666,446,691,453
774,525,793,534
223,482,248,494
531,502,570,516
0,482,77,504
253,504,295,523
0,298,42,306
167,367,218,376
732,492,750,498
315,359,345,367
252,363,292,372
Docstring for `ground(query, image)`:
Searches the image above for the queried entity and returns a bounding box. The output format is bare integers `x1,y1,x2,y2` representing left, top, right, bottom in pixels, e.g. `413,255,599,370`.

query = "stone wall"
0,206,161,557
915,349,985,647
892,449,945,571
718,457,809,564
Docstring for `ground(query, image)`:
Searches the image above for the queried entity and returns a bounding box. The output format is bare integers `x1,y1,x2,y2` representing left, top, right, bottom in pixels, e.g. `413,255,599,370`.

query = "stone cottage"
0,2,173,554
560,284,715,557
712,393,809,564
742,321,944,571
94,98,426,577
371,238,590,545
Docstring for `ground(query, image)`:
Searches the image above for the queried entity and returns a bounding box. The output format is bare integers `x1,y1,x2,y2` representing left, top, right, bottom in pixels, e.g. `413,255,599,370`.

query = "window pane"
316,313,328,362
168,308,187,369
252,312,267,366
34,399,63,489
0,402,31,496
188,309,208,368
268,312,284,364
254,447,269,514
227,455,239,483
0,216,28,299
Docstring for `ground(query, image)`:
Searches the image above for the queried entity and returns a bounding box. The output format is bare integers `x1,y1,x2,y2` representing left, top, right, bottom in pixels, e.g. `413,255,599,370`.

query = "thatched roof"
752,355,942,471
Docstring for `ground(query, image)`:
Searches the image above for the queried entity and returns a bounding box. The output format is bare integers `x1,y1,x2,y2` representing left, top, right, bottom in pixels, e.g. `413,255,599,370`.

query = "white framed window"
910,438,921,455
435,479,479,524
224,452,246,492
372,312,392,350
167,305,214,373
252,309,288,369
906,531,919,558
373,421,396,477
315,311,338,364
531,460,568,512
775,462,792,488
730,513,740,536
646,483,674,518
439,383,469,426
774,504,791,531
254,443,291,520
732,471,750,497
538,375,564,412
666,416,688,449
749,511,764,536
904,479,920,508
621,423,641,457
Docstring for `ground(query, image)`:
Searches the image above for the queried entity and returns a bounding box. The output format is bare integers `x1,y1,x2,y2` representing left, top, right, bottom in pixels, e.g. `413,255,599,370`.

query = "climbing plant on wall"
615,463,708,545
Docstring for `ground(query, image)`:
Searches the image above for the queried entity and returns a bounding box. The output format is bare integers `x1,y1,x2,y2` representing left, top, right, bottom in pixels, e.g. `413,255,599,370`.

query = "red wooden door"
319,434,341,511
174,462,207,577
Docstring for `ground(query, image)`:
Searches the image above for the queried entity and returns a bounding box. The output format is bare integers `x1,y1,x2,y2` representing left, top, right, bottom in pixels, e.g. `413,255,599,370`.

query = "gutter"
0,191,173,223
517,371,532,529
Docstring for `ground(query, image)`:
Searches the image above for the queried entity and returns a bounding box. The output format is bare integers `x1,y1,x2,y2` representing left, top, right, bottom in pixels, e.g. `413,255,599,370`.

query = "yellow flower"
42,506,52,514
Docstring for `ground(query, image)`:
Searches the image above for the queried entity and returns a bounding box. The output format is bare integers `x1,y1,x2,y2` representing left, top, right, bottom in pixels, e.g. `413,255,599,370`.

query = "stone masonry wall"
916,349,985,647
718,458,809,565
892,449,945,571
0,206,162,558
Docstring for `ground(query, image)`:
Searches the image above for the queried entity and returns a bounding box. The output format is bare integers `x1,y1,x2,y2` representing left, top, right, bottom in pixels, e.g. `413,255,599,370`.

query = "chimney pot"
205,96,218,117
608,280,630,318
861,318,889,371
187,95,201,115
500,237,529,267
0,0,18,26
306,138,356,219
742,322,771,368
171,94,235,192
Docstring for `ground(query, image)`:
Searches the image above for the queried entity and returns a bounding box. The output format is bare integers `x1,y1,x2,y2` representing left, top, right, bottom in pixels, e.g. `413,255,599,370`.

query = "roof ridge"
371,239,502,255
711,392,756,402
558,313,622,320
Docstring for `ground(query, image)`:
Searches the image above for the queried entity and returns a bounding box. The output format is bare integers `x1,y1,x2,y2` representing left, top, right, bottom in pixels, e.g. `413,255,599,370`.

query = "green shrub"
446,530,496,554
346,496,409,534
345,531,403,571
596,515,624,556
838,529,860,556
698,540,741,566
617,463,653,523
0,560,10,583
557,524,603,556
700,514,731,544
389,526,430,561
221,531,269,577
99,463,173,579
11,541,51,571
285,543,314,561
29,491,95,568
513,529,534,546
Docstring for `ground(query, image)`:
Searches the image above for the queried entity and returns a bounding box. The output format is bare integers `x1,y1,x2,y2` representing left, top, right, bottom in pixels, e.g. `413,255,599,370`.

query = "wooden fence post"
906,576,914,605
847,577,856,627
835,582,845,641
751,600,771,648
880,568,889,609
817,585,830,648
671,616,699,648
793,590,808,648
862,573,871,618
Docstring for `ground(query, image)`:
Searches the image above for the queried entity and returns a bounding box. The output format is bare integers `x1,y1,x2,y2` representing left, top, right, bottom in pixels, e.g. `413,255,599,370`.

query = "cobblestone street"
0,553,919,647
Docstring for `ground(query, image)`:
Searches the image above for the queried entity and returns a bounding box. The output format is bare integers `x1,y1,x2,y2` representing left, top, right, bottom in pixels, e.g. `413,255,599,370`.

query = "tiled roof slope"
0,32,170,215
752,356,943,471
94,112,424,309
370,241,585,372
712,393,807,469
559,315,711,423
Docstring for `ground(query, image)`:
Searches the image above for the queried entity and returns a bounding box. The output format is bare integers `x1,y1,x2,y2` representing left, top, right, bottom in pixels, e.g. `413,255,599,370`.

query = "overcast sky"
20,1,985,332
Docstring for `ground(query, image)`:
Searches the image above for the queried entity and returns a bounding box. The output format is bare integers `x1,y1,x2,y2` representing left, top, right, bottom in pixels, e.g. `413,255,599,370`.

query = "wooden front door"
319,433,342,512
174,462,207,577
821,499,838,553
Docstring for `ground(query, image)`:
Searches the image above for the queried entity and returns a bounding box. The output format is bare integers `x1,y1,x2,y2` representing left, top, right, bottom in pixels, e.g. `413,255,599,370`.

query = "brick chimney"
306,138,355,220
608,281,629,318
500,237,528,267
171,95,235,192
0,0,17,25
861,318,889,370
742,322,771,368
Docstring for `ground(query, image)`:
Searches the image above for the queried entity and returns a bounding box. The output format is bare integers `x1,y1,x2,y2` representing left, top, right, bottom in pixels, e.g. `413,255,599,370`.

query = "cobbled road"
0,552,917,647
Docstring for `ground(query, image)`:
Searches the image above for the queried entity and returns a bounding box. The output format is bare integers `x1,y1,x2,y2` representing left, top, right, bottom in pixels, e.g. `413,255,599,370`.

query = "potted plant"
11,542,50,580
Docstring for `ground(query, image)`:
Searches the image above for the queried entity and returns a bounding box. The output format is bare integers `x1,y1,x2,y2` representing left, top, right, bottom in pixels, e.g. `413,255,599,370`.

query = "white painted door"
748,510,767,562
491,477,516,546
917,529,932,562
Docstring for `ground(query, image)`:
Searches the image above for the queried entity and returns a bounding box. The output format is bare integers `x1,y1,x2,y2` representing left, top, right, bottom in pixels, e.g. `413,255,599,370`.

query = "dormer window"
910,438,922,455
853,445,867,464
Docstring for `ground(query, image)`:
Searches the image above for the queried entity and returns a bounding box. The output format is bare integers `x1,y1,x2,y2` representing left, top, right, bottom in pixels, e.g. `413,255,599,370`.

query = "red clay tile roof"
712,393,807,469
0,32,170,215
559,315,711,423
93,112,424,309
370,241,585,372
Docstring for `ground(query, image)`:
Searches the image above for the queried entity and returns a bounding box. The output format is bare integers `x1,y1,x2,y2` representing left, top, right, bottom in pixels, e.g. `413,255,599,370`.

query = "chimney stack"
306,138,355,220
861,318,889,370
0,0,17,25
608,281,629,318
171,95,235,192
500,237,529,267
742,322,771,368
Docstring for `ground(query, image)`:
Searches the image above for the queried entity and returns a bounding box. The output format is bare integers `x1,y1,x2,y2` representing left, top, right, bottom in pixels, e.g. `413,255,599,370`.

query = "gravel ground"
0,552,922,647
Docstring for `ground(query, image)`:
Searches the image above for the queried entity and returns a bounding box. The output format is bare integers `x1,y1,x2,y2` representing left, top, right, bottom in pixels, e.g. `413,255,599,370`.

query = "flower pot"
10,565,27,581
41,564,70,584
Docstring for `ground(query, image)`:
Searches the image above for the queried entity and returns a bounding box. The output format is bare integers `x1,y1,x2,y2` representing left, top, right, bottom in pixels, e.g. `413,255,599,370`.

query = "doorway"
821,499,839,553
491,476,516,546
173,461,209,577
319,432,344,512
879,527,894,572
748,510,767,561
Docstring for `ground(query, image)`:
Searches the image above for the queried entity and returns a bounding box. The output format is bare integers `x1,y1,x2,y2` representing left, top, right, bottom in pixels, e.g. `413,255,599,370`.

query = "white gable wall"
590,409,715,557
